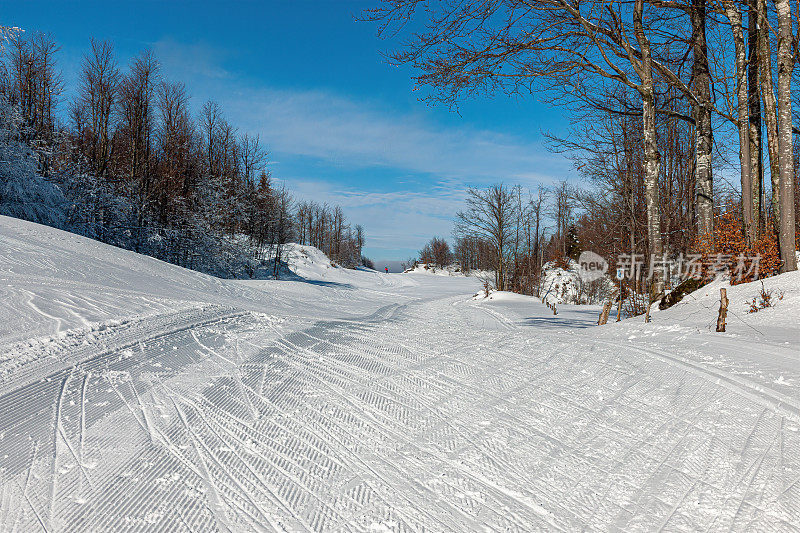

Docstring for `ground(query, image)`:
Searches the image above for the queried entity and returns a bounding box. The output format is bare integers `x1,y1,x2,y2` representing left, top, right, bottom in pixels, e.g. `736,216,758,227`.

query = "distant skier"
385,266,389,274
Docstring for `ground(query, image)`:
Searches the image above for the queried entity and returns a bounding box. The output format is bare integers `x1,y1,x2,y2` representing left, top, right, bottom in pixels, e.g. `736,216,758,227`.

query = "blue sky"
3,0,575,262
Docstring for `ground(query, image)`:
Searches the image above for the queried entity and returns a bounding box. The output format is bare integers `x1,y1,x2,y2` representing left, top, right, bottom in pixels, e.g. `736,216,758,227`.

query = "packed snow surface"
1,215,799,531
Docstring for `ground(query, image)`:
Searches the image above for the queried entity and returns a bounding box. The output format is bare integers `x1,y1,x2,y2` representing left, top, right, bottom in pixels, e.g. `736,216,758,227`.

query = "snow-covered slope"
1,216,799,531
0,218,404,346
0,216,420,384
648,270,800,343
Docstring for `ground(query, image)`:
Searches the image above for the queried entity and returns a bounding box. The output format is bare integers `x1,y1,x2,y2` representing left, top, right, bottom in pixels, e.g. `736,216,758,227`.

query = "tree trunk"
775,0,798,272
496,246,504,291
757,0,781,233
723,1,753,245
692,0,714,240
716,288,728,332
635,0,664,296
748,0,764,237
598,299,613,325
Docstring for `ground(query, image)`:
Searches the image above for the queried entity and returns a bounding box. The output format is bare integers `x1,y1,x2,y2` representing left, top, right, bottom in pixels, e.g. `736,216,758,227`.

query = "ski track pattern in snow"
2,298,799,531
1,216,800,531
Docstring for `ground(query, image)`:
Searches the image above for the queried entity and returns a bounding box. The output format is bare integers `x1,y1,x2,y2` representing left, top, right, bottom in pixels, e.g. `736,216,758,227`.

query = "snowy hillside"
0,217,388,348
1,216,799,531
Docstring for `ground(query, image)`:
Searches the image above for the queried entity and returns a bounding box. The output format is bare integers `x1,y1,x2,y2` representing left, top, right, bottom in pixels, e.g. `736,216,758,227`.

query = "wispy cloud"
285,178,465,255
223,88,569,185
153,38,231,81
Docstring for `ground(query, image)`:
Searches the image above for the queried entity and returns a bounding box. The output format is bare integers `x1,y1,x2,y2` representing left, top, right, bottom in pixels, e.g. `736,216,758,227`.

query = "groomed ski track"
1,219,799,531
2,295,799,531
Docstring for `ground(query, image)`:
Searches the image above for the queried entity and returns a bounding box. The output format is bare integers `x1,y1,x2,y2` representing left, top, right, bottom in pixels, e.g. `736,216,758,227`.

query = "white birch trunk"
723,1,753,245
634,0,664,296
775,0,797,271
692,0,714,240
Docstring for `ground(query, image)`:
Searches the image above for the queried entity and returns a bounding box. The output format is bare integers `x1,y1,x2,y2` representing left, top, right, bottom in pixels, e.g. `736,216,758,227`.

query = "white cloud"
222,88,570,184
153,38,231,81
227,88,574,257
283,178,465,256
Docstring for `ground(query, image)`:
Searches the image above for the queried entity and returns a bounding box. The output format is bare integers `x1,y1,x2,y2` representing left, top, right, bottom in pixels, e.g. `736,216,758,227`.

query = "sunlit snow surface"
1,215,799,531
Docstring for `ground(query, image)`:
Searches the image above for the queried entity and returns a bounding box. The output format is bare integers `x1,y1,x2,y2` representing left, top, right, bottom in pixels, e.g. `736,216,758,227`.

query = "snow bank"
282,243,339,277
645,269,800,344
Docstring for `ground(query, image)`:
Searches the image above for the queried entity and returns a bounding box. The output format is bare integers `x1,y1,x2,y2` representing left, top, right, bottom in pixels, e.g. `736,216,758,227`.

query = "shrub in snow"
748,281,784,313
540,259,612,305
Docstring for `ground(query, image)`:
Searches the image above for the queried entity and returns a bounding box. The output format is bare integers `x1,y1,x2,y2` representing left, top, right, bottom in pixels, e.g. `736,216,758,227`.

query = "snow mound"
404,263,492,279
282,243,340,279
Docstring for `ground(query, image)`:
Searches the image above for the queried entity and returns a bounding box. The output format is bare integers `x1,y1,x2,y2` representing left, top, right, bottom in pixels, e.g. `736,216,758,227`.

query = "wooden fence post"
598,299,613,325
716,288,728,332
597,298,614,326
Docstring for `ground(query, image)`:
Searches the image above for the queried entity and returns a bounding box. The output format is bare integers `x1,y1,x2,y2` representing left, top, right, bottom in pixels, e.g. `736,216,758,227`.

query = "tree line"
366,0,799,299
0,29,368,277
416,183,577,296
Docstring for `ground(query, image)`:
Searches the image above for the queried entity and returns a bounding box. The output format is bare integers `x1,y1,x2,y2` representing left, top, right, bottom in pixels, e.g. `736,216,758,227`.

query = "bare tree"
752,0,797,271
199,99,222,176
354,224,365,261
455,184,517,291
239,133,268,186
719,0,755,244
747,0,765,239
154,80,193,221
6,31,63,140
420,237,452,269
76,38,119,176
117,49,159,236
530,185,548,274
550,181,575,258
756,0,781,232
